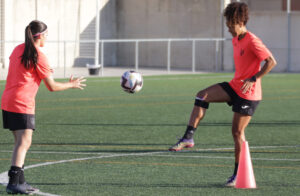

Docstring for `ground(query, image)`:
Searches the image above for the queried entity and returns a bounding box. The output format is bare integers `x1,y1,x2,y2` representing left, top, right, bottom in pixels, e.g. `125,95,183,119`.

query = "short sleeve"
36,52,53,79
250,36,272,62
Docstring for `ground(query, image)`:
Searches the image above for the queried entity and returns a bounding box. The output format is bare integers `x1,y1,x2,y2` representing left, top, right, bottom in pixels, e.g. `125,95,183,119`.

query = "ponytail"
21,20,47,69
21,26,38,69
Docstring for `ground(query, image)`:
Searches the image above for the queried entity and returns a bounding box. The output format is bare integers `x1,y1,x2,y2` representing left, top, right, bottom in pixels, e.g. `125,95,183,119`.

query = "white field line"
195,145,299,151
0,150,111,155
23,151,164,170
151,155,300,162
0,145,298,156
0,145,298,195
156,145,300,162
0,170,59,196
0,151,163,196
250,145,300,149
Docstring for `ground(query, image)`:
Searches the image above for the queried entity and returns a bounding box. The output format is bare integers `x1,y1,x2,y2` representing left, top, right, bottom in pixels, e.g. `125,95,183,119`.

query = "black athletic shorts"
2,110,35,131
218,82,260,116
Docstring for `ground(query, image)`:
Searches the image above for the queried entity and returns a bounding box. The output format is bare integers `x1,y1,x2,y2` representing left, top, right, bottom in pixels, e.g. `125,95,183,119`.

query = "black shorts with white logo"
2,110,35,131
218,82,260,116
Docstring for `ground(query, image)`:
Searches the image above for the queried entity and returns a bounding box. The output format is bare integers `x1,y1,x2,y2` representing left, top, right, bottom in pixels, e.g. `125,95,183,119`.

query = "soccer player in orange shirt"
1,20,86,194
169,2,277,187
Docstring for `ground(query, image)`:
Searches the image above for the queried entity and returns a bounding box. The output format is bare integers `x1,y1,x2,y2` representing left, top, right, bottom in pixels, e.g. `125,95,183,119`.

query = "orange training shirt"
1,43,52,114
229,31,272,101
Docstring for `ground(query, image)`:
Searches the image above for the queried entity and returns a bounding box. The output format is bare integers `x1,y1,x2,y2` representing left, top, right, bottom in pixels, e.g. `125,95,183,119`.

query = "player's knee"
232,129,243,139
17,138,32,150
194,91,209,109
196,90,207,99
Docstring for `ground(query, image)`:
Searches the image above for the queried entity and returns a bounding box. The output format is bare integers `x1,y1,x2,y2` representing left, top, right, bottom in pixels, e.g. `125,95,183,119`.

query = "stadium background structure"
0,0,300,77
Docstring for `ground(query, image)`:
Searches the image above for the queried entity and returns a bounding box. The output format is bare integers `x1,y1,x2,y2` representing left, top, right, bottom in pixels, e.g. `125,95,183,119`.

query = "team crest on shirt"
240,49,245,56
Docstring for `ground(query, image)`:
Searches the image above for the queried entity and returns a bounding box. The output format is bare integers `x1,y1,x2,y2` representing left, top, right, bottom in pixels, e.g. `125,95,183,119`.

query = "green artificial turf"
0,73,299,195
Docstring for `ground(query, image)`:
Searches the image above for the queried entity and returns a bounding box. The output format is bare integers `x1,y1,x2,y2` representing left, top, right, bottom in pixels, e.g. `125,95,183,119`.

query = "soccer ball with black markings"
120,71,143,93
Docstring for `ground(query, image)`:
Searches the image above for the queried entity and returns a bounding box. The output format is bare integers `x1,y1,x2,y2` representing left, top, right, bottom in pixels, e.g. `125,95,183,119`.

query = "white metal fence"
98,38,230,76
0,38,232,78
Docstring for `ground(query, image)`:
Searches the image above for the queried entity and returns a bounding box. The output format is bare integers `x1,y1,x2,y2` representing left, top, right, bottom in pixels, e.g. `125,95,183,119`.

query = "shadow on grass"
30,182,226,189
30,182,300,189
42,121,300,127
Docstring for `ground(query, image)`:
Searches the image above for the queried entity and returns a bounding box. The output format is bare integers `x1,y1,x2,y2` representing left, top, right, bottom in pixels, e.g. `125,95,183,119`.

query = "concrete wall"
290,12,300,71
1,0,300,72
102,0,300,72
246,0,282,11
0,0,4,68
248,12,289,72
74,0,223,71
75,0,117,67
223,11,300,72
3,0,97,68
112,0,222,71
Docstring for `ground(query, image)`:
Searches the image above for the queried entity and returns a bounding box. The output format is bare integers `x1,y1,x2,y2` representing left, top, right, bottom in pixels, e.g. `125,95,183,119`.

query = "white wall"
2,0,300,72
3,0,98,68
113,0,222,71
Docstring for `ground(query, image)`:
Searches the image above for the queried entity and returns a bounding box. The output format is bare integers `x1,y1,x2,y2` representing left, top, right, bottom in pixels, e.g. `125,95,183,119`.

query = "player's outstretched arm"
43,75,86,92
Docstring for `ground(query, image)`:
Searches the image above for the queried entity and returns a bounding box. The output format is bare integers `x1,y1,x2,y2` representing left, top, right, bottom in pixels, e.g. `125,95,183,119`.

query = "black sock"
19,165,25,184
233,163,239,176
8,166,22,185
183,126,196,139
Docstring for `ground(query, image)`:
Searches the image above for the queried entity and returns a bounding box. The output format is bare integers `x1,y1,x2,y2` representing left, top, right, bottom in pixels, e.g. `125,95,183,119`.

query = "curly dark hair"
223,2,249,25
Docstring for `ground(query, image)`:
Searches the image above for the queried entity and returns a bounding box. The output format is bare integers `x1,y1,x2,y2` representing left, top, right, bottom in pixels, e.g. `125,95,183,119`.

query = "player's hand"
69,75,87,90
241,78,254,94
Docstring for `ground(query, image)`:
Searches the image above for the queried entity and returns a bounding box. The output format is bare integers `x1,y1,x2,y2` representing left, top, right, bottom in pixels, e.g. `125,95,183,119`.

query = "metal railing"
0,38,229,77
98,38,228,76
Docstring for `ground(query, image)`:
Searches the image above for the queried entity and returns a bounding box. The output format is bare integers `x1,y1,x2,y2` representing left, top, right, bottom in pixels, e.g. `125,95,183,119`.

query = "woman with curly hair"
168,2,277,186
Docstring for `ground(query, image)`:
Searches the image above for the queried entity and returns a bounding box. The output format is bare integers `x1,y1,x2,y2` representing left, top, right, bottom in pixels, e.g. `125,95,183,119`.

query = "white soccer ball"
120,71,143,93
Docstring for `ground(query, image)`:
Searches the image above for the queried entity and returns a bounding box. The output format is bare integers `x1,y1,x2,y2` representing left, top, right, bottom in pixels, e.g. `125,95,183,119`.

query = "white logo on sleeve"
241,105,250,109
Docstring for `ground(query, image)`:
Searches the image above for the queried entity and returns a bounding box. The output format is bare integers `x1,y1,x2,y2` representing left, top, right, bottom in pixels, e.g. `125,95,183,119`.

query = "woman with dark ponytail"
1,20,86,194
21,23,45,69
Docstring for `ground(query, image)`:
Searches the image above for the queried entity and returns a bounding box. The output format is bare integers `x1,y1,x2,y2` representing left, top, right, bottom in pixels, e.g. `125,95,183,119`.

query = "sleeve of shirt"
250,36,272,62
36,52,53,79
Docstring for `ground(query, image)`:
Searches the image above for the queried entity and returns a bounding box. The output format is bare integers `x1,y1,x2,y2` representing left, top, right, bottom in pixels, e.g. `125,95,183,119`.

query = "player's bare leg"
7,129,38,194
232,113,251,162
169,84,231,151
225,112,252,187
11,129,32,167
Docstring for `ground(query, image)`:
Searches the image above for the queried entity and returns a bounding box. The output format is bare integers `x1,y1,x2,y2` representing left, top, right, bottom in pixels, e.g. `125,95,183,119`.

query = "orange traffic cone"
235,141,257,189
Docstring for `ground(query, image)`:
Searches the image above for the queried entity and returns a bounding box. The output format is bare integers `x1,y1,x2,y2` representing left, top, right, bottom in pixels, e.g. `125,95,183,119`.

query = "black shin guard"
183,126,196,139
